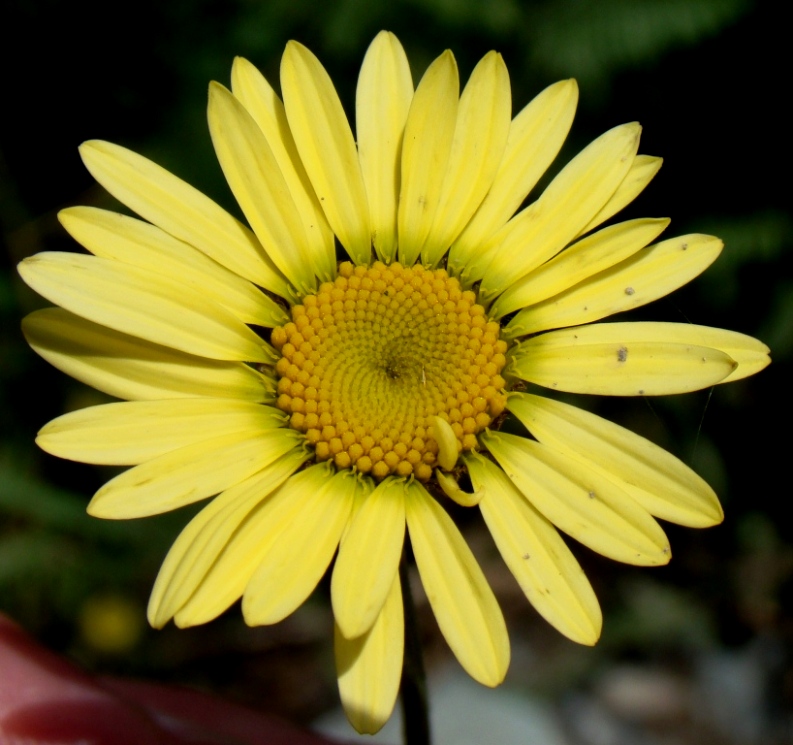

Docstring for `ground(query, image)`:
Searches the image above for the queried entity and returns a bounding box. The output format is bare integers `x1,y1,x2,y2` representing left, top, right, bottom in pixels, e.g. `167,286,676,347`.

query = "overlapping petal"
397,51,459,265
508,321,738,395
88,427,302,519
281,42,371,264
482,430,671,566
78,140,291,298
37,399,286,465
231,56,336,282
505,233,723,335
19,252,275,364
492,217,670,319
449,79,578,282
421,51,511,266
335,575,403,734
148,448,310,627
59,207,287,328
506,393,723,527
480,122,642,302
332,479,405,638
242,470,358,625
22,309,274,402
405,481,509,686
208,82,320,294
356,31,413,263
174,463,333,627
466,453,602,645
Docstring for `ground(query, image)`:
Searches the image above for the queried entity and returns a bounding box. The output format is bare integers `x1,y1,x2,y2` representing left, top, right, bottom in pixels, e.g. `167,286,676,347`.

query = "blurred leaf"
697,210,792,307
760,281,793,360
528,0,751,93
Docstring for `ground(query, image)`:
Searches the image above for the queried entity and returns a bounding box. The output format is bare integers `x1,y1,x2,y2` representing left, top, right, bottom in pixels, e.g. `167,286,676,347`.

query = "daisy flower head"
19,31,769,734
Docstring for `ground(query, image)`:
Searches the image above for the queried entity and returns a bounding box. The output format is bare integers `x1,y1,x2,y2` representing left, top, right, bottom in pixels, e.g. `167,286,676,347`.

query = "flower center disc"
272,261,508,481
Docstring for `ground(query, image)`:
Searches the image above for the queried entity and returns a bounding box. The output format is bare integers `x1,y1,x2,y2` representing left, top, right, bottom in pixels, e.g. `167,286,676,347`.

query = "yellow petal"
208,82,318,294
421,51,511,266
669,324,770,383
507,393,723,527
148,448,309,627
243,470,357,625
397,51,459,265
22,309,273,402
231,57,336,282
37,399,286,465
281,42,371,264
356,31,414,263
465,453,601,645
508,322,737,395
436,470,482,507
335,574,403,735
19,252,274,364
88,428,301,519
449,79,579,282
577,155,663,238
480,123,642,302
78,140,290,298
482,431,671,566
405,481,509,686
332,478,405,638
506,233,723,336
59,206,287,328
432,415,460,471
491,217,669,319
174,463,332,627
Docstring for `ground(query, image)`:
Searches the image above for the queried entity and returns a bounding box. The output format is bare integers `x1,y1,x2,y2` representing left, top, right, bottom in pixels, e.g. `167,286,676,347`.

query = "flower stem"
399,553,431,745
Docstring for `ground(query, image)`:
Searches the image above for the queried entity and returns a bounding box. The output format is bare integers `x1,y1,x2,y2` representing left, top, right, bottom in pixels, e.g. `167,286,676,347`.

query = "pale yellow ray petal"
22,309,274,402
577,155,663,238
335,575,403,735
88,428,302,519
174,463,332,627
660,324,770,383
421,51,511,266
37,399,287,465
208,83,317,294
432,415,460,471
332,478,405,638
507,393,723,527
449,79,578,281
78,140,291,298
281,42,371,264
148,448,309,627
480,123,642,303
490,218,669,319
356,31,414,263
397,51,459,265
481,431,671,566
243,470,357,625
465,453,601,645
405,481,509,686
505,233,723,337
59,207,287,328
231,57,336,282
19,253,274,364
436,470,482,507
508,322,737,396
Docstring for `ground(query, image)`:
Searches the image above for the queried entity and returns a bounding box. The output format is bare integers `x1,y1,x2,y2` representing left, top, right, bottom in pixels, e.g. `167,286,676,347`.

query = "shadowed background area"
1,1,790,743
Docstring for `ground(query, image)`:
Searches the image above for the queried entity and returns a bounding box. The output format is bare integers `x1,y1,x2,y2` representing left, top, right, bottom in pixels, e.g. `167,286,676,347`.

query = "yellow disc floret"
271,262,508,481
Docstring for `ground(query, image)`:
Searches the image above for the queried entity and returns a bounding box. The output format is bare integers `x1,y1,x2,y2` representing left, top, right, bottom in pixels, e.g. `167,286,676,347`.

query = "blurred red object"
0,614,345,744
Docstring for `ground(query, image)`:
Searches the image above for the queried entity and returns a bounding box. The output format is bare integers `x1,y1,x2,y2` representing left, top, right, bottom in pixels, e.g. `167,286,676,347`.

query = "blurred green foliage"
0,0,789,727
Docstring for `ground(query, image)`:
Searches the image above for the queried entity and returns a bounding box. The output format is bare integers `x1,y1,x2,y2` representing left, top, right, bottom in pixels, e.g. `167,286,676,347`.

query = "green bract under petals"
18,29,769,736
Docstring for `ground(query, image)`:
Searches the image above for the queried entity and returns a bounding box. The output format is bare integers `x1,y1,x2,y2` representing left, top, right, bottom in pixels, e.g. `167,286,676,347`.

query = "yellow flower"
19,31,768,734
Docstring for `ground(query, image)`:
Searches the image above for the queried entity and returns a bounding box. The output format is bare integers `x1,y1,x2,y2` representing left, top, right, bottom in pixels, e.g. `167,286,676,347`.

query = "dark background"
1,1,790,743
